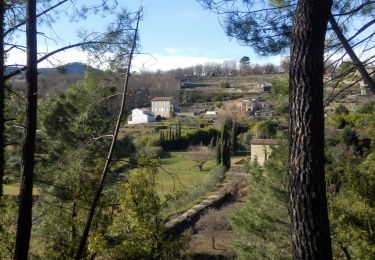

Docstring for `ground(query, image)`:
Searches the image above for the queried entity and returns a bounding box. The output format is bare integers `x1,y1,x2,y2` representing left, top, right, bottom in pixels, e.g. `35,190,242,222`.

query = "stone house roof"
151,97,174,101
250,139,278,145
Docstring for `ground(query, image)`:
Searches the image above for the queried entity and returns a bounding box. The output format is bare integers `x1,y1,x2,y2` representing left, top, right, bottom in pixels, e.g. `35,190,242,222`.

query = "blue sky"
7,0,282,71
125,0,282,70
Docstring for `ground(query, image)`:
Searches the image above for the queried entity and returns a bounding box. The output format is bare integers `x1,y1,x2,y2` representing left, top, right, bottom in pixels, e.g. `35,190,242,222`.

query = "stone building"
250,139,278,166
151,97,178,118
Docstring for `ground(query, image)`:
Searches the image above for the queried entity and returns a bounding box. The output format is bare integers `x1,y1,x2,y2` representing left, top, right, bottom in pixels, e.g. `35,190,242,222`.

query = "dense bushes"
249,119,282,139
160,127,219,150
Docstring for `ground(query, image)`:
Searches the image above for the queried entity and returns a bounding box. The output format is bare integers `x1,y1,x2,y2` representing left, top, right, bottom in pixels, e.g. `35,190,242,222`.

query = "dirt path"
165,165,247,233
165,164,249,259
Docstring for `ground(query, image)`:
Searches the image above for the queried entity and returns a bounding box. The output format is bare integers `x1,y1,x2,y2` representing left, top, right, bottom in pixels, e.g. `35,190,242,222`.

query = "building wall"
151,100,174,117
128,109,155,124
250,144,273,166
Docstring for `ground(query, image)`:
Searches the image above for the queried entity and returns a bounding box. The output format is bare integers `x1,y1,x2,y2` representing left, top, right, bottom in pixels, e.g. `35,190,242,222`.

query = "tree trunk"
288,0,333,259
329,13,375,94
0,0,5,199
14,0,38,259
74,11,141,259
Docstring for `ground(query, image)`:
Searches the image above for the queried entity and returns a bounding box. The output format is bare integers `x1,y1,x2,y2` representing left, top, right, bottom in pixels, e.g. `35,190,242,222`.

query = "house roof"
151,97,174,101
251,139,278,145
133,108,153,116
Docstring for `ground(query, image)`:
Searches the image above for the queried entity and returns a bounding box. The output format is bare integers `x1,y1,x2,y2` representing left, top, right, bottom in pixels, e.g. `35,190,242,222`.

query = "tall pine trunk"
329,14,375,94
288,0,333,258
0,0,5,198
14,0,38,258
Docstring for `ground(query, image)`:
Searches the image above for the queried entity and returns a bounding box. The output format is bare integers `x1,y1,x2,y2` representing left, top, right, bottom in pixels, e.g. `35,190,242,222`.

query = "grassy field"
4,183,41,196
156,152,216,197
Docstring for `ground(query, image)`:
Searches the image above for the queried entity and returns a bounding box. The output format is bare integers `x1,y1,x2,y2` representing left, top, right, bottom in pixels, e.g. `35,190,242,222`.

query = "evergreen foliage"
250,120,280,139
335,104,349,115
231,121,237,155
216,137,222,165
90,158,183,258
0,198,17,259
270,77,289,114
33,71,134,258
326,109,375,259
230,141,290,259
159,126,218,150
215,120,231,169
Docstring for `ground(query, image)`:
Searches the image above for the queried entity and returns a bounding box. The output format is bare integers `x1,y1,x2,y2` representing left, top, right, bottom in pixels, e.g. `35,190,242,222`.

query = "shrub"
219,81,231,88
340,127,359,147
155,115,162,121
358,100,375,114
335,104,349,115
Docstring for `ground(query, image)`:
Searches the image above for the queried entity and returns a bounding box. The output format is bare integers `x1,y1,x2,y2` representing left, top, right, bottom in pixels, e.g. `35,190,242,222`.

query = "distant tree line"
160,59,281,80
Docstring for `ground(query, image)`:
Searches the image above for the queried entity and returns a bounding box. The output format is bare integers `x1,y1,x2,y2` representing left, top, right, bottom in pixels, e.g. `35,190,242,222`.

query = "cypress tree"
231,121,237,155
223,138,231,169
220,120,231,170
216,137,222,165
178,120,182,138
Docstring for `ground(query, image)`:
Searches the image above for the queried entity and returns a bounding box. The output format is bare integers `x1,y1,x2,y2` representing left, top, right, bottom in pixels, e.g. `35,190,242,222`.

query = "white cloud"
6,47,228,71
132,53,228,71
6,46,283,72
6,47,89,68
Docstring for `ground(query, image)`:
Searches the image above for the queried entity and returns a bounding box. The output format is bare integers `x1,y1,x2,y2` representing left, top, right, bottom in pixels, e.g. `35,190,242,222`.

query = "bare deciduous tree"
189,144,215,171
196,208,230,250
219,100,249,122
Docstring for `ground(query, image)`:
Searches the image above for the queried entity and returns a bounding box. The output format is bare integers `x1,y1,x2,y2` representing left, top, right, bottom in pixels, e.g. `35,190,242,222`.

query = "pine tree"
230,142,290,259
288,0,333,257
89,159,181,258
15,1,38,257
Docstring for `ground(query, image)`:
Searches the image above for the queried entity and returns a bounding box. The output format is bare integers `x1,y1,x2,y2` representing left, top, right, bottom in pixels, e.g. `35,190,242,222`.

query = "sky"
6,0,282,71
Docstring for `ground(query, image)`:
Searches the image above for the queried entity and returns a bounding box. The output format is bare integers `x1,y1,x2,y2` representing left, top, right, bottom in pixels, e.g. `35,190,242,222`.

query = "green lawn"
156,152,216,197
4,183,41,196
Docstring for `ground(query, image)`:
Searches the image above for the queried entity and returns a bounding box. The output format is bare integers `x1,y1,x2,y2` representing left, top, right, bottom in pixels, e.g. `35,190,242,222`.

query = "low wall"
164,173,245,237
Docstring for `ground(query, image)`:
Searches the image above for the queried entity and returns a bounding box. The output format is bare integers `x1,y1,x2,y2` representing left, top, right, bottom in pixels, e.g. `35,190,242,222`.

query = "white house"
128,108,155,125
206,111,218,115
151,97,178,118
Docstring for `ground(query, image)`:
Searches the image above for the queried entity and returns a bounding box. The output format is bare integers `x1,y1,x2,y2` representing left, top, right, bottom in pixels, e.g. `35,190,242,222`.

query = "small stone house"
128,108,155,125
235,100,262,113
151,97,177,118
250,139,278,166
